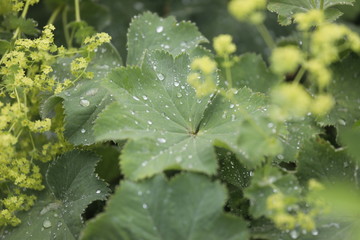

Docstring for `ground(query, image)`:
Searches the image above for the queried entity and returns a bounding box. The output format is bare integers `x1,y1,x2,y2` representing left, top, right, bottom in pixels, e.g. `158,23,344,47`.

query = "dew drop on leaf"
156,26,164,33
133,96,140,101
157,138,166,143
42,220,52,229
147,120,153,125
142,203,148,209
177,92,182,98
80,99,90,107
157,73,165,81
290,230,299,239
81,129,86,134
96,190,101,194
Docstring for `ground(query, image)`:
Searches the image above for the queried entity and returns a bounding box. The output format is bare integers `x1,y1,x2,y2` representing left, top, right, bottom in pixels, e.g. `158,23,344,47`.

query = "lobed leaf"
81,173,249,240
94,51,280,180
3,151,109,240
268,0,355,25
126,12,208,65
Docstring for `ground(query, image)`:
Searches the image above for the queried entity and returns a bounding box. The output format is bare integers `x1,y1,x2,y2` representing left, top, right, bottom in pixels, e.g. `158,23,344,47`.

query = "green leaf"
296,137,360,185
94,51,279,180
4,151,109,240
321,54,360,128
3,15,39,36
41,43,122,145
339,122,360,163
268,0,355,25
244,165,301,218
218,53,281,93
81,173,249,240
126,12,208,65
0,39,10,54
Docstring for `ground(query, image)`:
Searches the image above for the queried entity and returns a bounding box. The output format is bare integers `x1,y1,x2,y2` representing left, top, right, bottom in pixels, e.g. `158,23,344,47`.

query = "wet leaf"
81,173,249,240
4,151,109,240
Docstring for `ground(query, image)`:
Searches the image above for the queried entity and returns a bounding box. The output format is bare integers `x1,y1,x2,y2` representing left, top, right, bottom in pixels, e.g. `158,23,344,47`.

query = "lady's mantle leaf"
4,151,109,240
268,0,355,25
94,51,279,180
41,43,122,145
80,173,249,240
127,12,208,65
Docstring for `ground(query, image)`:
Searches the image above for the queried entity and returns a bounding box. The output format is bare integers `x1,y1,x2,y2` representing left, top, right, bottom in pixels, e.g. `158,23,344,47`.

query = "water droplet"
80,99,90,107
43,220,52,229
142,95,148,100
174,82,179,87
277,154,284,160
81,129,86,134
142,161,148,167
85,88,98,96
147,120,153,125
311,229,319,236
156,26,164,33
290,230,299,239
157,73,165,81
176,156,182,163
230,104,235,109
142,203,148,209
133,96,140,101
177,92,182,98
338,119,346,126
157,138,166,143
137,191,143,196
96,190,101,194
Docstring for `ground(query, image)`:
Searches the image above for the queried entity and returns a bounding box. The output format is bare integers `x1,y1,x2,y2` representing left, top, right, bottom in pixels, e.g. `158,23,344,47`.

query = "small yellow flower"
228,0,266,24
305,59,332,88
271,83,312,121
271,46,303,75
297,212,316,231
213,34,236,57
294,9,325,31
311,94,335,117
191,56,217,74
273,213,297,230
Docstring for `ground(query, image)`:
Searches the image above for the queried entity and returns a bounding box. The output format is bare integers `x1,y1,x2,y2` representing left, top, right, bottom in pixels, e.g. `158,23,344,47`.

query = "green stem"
224,55,233,89
74,0,81,22
293,66,306,83
47,5,63,25
256,23,276,50
62,6,71,48
320,0,324,9
12,0,32,39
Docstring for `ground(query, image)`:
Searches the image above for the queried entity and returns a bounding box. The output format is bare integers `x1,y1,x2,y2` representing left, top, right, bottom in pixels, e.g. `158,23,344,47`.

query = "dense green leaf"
42,43,122,145
4,151,109,240
3,15,39,36
94,51,280,180
244,165,301,218
81,173,249,240
321,54,360,128
218,53,281,93
339,122,360,163
268,0,355,25
126,12,208,65
296,137,360,185
0,39,10,54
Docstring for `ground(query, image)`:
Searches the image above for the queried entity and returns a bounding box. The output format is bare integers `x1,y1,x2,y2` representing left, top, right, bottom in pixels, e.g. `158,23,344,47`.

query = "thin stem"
74,0,81,22
47,5,63,25
62,6,71,48
12,0,32,39
320,0,324,9
293,66,306,84
224,55,233,89
256,23,276,50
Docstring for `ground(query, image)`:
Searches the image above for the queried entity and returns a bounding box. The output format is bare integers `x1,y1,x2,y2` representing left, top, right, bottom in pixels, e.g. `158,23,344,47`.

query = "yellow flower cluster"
270,83,334,121
188,56,217,97
270,46,303,75
213,34,236,58
10,0,39,12
84,32,112,52
294,9,325,31
266,179,326,231
228,0,266,24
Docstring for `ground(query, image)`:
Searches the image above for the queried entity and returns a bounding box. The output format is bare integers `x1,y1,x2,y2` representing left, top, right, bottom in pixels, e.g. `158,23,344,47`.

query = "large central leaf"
94,51,279,180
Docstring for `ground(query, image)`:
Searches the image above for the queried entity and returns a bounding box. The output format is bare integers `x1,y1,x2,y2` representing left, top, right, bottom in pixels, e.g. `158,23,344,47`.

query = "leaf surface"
4,151,109,240
81,173,249,240
268,0,355,25
127,12,208,65
94,51,280,180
